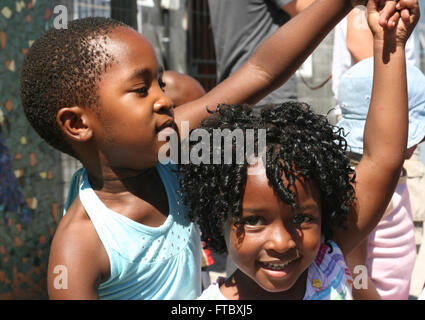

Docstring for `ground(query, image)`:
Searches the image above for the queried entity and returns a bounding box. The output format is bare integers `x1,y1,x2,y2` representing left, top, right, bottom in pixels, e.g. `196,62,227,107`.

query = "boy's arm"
281,0,316,17
47,200,109,299
335,0,420,255
175,0,369,134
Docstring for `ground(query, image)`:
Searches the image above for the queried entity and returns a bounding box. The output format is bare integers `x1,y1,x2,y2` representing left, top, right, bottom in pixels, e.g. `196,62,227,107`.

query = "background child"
179,0,420,300
162,70,206,108
334,3,425,299
336,57,425,299
20,0,397,299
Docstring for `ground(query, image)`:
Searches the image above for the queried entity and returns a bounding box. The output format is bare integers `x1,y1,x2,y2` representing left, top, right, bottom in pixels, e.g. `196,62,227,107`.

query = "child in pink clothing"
366,178,417,299
337,56,425,299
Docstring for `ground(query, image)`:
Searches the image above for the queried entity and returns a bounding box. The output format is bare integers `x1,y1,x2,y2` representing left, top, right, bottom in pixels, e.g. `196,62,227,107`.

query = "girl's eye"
242,216,263,226
292,214,312,226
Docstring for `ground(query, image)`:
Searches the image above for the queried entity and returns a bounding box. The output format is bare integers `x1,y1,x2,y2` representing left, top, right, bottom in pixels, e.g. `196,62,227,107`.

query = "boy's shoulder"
55,194,100,246
48,195,110,295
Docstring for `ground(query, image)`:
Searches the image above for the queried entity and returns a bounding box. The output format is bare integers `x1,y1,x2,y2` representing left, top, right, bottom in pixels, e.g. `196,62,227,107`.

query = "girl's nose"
264,222,296,253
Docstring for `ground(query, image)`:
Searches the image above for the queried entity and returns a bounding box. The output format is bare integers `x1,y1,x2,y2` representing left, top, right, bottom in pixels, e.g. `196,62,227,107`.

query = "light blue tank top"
64,164,202,300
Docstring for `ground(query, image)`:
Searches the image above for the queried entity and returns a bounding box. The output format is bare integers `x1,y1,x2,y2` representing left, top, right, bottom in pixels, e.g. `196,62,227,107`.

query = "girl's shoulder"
313,241,346,268
304,241,353,300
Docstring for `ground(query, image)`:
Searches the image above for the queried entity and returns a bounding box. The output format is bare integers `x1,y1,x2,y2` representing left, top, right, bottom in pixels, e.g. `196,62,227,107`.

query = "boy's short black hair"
20,17,127,158
179,102,356,253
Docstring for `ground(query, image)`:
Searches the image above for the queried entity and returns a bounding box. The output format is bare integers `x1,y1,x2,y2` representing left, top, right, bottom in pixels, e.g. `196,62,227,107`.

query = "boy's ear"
56,106,93,142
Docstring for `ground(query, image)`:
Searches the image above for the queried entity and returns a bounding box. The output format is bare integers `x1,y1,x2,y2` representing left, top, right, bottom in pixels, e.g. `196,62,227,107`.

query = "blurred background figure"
207,0,315,109
332,5,417,122
333,6,424,300
162,70,206,107
332,5,425,300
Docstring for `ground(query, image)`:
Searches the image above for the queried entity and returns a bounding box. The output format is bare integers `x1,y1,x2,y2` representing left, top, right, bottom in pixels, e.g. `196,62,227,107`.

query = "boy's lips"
157,119,177,134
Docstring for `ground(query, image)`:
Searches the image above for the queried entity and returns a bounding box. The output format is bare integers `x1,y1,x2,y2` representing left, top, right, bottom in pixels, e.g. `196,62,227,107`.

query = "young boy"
20,0,400,299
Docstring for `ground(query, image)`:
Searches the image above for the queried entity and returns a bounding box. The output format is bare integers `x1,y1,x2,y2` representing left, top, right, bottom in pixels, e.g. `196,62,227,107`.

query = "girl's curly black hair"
178,102,356,254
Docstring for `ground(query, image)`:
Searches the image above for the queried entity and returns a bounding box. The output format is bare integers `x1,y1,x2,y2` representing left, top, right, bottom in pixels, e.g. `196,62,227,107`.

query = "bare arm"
334,0,420,255
282,0,316,17
175,0,367,134
346,7,374,62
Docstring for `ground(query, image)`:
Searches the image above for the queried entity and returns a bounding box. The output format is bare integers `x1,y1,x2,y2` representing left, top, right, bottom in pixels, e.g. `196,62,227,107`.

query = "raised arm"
175,0,370,134
281,0,316,17
334,0,420,255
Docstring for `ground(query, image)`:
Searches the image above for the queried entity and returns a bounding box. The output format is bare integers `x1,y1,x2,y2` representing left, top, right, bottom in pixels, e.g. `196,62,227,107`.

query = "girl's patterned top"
198,241,353,300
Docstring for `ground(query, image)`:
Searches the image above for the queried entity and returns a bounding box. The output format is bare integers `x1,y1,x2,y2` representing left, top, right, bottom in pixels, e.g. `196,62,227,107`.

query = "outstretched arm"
335,0,420,255
175,0,371,134
281,0,316,17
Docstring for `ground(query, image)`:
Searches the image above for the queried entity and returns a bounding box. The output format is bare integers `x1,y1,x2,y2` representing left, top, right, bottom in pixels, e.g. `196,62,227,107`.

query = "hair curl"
179,102,356,254
20,17,128,158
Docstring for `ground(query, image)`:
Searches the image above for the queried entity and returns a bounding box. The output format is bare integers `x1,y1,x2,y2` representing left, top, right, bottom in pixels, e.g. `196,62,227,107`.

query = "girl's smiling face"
225,166,322,297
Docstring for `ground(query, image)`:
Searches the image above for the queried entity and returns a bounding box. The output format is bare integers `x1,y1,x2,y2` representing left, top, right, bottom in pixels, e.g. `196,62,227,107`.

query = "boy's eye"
292,214,312,226
241,216,264,226
159,79,166,91
133,87,148,96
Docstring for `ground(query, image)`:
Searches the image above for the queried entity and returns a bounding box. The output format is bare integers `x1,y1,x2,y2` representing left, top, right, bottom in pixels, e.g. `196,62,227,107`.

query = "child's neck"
220,268,308,300
84,165,170,227
87,167,155,194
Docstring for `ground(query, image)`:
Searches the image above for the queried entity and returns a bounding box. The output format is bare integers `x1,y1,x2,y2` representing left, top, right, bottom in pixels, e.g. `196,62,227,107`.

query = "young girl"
179,0,420,300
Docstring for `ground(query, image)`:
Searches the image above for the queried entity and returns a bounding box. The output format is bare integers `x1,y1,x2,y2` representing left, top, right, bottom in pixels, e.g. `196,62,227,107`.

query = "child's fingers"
396,0,419,23
400,8,411,22
378,0,398,28
387,11,401,29
396,0,418,10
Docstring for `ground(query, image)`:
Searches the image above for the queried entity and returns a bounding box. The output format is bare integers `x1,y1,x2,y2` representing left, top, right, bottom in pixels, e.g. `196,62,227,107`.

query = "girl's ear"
56,107,93,142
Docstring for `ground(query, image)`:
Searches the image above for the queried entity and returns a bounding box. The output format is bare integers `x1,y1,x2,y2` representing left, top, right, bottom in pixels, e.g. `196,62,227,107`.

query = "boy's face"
226,166,322,295
87,27,175,169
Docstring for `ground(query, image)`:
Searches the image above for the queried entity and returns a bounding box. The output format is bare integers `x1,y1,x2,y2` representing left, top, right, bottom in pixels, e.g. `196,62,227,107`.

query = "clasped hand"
366,0,420,45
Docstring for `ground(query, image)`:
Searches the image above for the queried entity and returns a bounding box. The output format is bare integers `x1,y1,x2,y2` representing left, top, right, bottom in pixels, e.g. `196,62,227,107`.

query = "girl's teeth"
262,258,296,270
264,263,287,270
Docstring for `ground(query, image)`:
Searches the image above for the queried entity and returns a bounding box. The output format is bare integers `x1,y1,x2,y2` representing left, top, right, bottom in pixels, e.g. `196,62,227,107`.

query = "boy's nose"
264,222,296,254
154,91,174,114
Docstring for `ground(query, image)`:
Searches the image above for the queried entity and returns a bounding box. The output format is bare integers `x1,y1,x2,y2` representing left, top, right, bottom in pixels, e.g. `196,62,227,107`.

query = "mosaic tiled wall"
0,0,62,299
